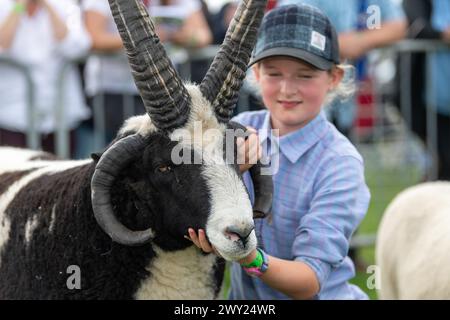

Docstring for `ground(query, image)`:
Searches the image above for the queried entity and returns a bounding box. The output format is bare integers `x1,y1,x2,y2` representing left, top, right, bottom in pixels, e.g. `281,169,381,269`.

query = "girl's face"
253,57,343,136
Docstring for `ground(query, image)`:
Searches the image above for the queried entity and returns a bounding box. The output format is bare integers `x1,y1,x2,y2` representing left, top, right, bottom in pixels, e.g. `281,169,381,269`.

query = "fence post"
55,62,72,159
425,53,439,180
0,57,39,150
381,40,450,181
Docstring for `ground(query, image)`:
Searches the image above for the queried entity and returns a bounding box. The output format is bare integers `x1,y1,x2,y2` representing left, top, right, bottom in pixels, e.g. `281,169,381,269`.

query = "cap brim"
249,47,334,70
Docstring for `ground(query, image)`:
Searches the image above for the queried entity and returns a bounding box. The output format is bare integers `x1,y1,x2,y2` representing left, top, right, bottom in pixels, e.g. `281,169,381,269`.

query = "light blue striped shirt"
230,110,371,300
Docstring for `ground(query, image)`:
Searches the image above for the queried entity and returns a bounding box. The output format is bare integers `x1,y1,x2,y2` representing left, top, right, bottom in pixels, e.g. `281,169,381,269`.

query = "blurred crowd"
0,0,449,180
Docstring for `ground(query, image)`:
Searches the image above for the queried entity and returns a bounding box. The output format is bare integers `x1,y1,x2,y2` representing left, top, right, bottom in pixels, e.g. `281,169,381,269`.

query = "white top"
82,0,201,96
151,0,201,21
0,0,91,134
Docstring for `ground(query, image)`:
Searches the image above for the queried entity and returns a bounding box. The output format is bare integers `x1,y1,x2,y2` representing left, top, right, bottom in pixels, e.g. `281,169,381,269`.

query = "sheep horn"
228,121,273,219
108,0,191,133
200,0,268,123
91,134,154,246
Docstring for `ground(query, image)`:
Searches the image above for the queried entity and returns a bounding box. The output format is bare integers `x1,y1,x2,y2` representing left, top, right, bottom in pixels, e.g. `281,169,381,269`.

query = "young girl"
188,4,370,300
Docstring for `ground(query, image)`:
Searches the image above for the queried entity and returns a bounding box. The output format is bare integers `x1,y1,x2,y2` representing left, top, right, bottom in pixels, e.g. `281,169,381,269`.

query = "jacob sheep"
376,182,450,299
0,0,272,299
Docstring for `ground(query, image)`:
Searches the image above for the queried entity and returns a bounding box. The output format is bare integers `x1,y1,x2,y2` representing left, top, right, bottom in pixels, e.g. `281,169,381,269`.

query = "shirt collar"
260,111,330,163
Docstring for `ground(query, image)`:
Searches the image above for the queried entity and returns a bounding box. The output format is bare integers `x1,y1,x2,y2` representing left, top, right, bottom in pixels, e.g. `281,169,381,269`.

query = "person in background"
80,0,146,158
79,0,212,158
151,0,212,49
209,0,239,45
400,0,450,180
188,5,371,300
0,0,91,157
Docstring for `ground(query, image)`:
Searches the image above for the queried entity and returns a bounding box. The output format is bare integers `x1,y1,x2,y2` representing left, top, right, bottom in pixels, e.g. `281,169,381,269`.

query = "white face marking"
202,150,257,262
134,245,218,299
169,86,257,261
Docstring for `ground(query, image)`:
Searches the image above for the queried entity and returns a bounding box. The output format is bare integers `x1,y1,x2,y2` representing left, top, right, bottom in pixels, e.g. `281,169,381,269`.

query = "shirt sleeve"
52,0,92,60
292,155,370,289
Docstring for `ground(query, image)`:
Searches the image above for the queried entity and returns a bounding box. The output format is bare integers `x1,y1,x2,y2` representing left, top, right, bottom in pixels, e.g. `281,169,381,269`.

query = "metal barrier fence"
348,39,450,250
0,44,260,158
1,41,450,252
375,39,450,180
2,40,448,162
0,56,85,159
0,57,38,150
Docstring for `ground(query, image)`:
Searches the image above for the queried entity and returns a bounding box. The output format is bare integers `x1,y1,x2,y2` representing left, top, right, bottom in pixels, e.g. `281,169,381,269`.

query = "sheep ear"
91,151,103,163
91,131,138,163
227,121,273,220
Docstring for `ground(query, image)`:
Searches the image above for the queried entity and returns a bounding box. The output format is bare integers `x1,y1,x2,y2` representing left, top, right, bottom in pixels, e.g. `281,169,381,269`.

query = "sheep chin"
212,235,257,262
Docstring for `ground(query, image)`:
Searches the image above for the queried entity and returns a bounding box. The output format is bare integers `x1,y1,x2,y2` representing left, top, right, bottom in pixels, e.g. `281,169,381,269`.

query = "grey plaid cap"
249,4,340,70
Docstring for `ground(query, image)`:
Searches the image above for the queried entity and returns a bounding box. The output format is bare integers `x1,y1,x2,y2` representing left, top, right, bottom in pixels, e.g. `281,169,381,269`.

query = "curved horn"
249,160,273,219
108,0,191,132
200,0,268,123
91,134,154,246
228,121,273,219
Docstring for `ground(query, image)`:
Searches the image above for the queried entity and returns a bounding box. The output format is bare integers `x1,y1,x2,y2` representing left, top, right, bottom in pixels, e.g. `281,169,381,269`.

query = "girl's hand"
186,228,258,264
186,228,221,256
237,126,262,173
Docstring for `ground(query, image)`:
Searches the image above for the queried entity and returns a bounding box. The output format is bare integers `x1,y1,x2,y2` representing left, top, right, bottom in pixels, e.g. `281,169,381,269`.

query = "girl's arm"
84,9,123,52
189,229,320,299
169,10,213,48
0,0,26,50
339,20,407,60
41,0,67,42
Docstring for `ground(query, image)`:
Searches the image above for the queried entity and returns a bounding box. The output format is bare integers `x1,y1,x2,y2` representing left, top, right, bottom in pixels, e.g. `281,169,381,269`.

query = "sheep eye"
158,165,172,173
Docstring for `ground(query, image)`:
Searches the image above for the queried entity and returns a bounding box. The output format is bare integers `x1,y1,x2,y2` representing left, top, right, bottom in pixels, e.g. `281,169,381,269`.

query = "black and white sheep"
0,0,272,299
375,182,450,299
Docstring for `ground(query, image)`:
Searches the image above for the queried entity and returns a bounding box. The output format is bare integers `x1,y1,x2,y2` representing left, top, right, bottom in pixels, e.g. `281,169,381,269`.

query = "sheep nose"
225,224,255,245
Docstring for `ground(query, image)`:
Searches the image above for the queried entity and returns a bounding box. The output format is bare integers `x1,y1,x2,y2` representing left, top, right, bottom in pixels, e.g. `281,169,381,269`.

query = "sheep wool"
376,182,450,299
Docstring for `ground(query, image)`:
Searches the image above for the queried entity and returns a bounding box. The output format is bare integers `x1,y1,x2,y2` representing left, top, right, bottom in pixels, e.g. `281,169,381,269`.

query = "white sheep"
376,181,450,299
